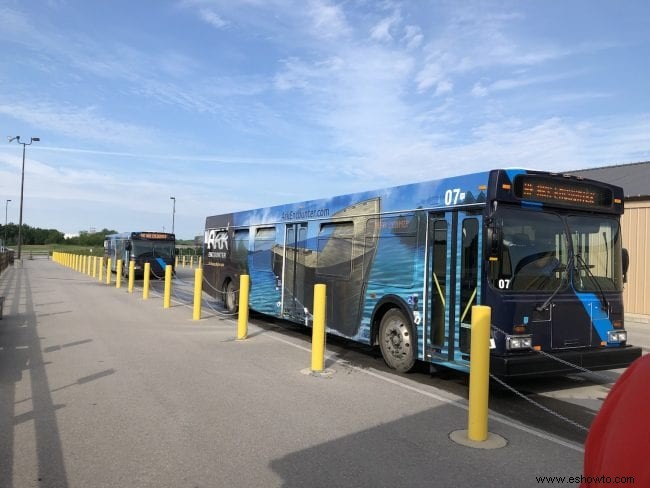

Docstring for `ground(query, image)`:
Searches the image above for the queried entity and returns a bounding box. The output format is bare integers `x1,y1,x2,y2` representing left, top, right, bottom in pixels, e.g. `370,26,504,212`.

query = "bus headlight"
506,334,533,350
607,330,627,343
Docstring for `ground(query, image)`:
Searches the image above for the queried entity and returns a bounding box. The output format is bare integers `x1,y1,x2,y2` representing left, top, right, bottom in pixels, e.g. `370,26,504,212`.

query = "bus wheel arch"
371,297,417,373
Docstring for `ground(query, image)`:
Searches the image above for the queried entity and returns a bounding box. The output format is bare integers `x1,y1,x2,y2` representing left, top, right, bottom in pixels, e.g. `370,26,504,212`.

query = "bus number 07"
445,188,461,206
498,279,511,289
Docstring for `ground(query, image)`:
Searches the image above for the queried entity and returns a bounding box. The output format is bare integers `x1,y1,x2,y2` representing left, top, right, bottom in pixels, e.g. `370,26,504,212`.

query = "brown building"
569,162,650,317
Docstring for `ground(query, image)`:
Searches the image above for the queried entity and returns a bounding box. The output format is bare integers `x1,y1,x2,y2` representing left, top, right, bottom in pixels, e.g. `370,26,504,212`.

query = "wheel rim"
225,282,236,311
381,312,413,371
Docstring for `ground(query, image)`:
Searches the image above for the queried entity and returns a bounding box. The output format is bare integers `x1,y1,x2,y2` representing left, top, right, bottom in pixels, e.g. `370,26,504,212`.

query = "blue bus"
104,231,176,278
203,169,641,377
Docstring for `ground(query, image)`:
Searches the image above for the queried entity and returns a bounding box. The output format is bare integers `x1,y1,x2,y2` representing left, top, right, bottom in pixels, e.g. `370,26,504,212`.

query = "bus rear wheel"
379,308,416,373
224,281,237,313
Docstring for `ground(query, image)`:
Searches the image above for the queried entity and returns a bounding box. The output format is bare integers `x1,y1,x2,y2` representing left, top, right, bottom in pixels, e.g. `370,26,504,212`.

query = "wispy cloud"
470,72,581,97
415,6,569,94
370,10,402,43
198,7,227,29
0,101,158,146
306,0,350,40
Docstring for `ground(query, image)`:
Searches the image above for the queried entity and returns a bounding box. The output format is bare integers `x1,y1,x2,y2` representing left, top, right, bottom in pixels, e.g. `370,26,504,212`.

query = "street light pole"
170,196,176,235
8,136,39,260
4,199,10,248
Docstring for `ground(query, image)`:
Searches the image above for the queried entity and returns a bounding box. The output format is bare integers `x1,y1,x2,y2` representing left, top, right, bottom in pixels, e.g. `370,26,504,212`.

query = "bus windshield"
567,215,623,292
491,208,622,292
132,240,175,259
492,208,569,292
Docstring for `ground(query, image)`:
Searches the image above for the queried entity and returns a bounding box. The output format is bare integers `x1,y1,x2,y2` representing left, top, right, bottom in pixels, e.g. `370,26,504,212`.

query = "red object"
581,354,650,486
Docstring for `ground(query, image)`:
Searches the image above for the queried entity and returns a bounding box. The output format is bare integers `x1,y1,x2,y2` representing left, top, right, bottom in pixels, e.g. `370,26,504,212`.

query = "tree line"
0,224,117,247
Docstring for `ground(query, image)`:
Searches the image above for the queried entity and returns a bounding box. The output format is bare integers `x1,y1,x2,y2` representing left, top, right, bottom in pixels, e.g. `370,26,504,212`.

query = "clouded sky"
1,0,649,239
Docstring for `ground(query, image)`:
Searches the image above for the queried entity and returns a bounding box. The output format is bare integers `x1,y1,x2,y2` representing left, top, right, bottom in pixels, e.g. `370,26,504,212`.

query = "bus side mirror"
175,248,180,256
486,224,501,258
622,248,629,283
125,242,132,251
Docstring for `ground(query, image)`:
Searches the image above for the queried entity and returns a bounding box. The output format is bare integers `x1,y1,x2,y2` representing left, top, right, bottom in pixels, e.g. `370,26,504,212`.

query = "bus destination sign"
513,175,613,209
136,232,174,240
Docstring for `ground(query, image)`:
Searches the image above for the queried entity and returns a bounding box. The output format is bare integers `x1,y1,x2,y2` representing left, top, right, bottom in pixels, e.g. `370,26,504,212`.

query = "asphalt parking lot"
0,259,624,487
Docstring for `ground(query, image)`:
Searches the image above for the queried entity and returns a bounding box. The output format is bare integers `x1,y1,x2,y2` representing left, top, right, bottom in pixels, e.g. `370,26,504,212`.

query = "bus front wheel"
224,281,237,313
379,308,416,373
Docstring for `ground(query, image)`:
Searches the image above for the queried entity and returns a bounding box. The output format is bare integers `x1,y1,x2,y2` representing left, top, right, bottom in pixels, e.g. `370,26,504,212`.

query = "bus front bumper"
490,345,642,378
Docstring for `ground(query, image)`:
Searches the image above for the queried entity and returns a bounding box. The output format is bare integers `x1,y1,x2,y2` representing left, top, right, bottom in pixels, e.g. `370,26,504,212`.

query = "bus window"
317,222,353,279
368,216,417,287
252,227,276,269
431,219,447,347
568,216,622,292
460,218,479,324
233,229,249,266
494,208,568,292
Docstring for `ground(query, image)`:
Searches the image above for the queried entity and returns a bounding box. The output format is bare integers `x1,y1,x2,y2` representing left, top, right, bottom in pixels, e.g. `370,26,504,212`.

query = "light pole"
8,136,39,260
4,199,10,248
170,196,176,235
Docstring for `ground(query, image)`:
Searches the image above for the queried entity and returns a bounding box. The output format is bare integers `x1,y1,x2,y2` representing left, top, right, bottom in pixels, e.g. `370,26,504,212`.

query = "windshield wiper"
575,253,609,311
537,255,572,312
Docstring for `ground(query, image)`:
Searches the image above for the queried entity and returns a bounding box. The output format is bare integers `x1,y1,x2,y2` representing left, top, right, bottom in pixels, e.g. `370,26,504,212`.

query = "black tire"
378,308,416,373
224,281,237,313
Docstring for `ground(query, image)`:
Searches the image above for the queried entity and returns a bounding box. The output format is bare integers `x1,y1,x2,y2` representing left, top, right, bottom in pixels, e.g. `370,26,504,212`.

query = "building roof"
567,161,650,200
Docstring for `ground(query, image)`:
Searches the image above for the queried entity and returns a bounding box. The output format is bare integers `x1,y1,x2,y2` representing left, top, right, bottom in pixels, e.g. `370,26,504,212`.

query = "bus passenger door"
456,214,481,360
426,212,481,364
426,213,450,360
282,223,309,322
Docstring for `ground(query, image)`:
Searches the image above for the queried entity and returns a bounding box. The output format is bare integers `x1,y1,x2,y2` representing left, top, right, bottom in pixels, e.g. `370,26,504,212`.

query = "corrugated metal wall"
621,200,649,316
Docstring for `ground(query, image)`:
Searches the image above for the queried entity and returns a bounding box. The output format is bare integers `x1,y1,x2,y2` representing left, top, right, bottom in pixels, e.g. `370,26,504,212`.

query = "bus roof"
205,168,624,228
206,169,494,228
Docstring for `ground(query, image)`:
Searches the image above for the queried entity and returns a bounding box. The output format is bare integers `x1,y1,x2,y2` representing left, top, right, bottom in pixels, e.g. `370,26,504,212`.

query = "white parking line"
261,324,585,453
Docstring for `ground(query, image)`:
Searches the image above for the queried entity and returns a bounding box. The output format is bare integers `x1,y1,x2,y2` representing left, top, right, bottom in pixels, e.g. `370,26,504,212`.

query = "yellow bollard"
92,256,97,278
468,305,492,442
128,260,135,293
175,255,179,268
237,275,250,340
182,255,186,268
163,264,172,308
311,284,327,372
192,267,203,320
106,258,112,285
98,257,104,282
116,259,123,288
143,262,151,300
